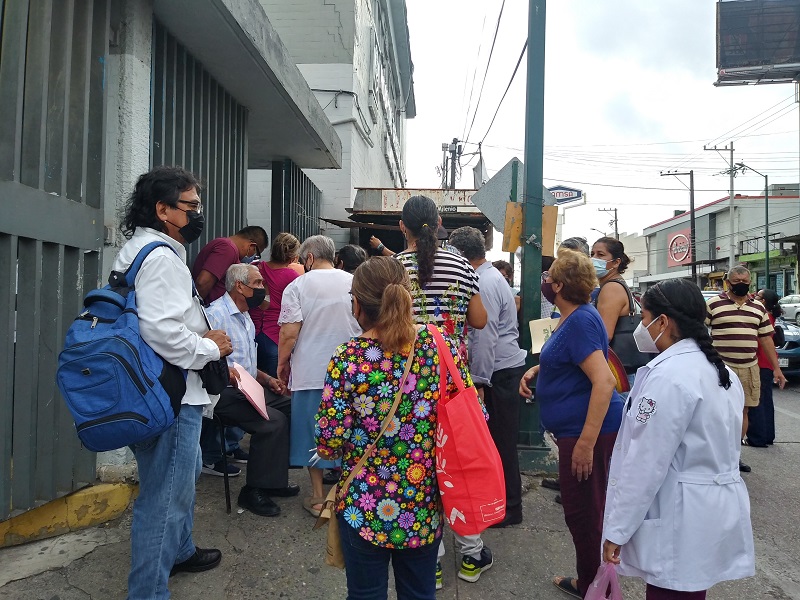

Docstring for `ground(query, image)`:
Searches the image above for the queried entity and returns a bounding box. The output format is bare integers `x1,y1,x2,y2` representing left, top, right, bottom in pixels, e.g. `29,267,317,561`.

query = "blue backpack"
57,242,187,452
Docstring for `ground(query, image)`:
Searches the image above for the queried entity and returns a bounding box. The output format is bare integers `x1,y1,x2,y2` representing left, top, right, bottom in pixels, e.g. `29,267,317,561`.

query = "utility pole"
449,138,461,190
598,208,618,239
661,169,697,285
518,0,546,467
439,139,462,190
704,143,736,268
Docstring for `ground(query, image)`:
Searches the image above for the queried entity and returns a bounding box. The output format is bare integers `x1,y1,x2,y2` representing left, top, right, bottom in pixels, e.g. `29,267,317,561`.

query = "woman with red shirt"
250,232,301,376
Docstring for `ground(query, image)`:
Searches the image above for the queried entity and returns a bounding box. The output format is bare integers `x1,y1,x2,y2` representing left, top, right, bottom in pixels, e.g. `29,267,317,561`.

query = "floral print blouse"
314,326,472,549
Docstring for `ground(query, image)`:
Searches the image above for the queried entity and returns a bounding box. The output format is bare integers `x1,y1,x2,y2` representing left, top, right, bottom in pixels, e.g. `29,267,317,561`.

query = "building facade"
640,188,799,295
0,0,341,518
253,0,416,245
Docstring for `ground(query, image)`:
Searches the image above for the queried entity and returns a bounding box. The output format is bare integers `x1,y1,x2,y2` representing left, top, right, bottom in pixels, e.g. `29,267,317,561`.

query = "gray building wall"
254,0,413,245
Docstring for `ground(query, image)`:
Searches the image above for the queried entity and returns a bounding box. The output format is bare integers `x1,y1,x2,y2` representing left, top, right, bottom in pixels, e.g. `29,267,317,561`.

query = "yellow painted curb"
0,483,138,548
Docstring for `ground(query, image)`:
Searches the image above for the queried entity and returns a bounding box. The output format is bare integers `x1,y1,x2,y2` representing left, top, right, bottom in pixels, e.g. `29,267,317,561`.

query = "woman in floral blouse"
315,256,470,600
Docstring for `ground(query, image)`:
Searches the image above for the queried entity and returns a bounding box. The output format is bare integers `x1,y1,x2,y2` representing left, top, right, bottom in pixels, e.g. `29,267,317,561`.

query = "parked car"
776,318,800,374
778,294,800,324
702,290,723,302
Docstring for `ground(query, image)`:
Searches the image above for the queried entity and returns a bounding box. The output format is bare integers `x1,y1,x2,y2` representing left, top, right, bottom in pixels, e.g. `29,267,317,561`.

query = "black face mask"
730,282,750,297
177,211,205,244
244,286,267,309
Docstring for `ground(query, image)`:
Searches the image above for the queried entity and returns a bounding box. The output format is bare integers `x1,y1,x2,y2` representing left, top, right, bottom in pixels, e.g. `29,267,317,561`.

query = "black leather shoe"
262,483,301,497
739,460,752,473
238,485,281,516
170,548,222,577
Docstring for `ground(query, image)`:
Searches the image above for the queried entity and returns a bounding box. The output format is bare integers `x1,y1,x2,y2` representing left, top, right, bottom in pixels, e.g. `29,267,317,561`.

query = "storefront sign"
667,229,692,267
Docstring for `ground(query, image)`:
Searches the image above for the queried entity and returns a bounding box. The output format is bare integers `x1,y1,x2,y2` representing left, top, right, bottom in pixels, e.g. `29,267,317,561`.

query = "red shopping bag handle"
427,325,468,394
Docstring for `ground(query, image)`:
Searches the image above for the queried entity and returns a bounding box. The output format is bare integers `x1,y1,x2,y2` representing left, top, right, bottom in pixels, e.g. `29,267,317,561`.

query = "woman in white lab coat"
602,279,754,600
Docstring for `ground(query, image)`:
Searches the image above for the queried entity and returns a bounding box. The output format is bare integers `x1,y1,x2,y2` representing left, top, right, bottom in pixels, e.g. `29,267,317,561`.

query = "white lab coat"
603,339,755,592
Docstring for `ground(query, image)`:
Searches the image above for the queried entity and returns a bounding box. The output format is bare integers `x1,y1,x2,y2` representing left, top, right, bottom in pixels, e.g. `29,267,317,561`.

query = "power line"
464,0,506,143
479,39,527,144
461,13,489,142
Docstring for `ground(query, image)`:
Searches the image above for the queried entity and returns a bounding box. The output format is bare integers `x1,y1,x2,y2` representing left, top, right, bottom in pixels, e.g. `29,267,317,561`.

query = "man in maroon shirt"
192,226,269,304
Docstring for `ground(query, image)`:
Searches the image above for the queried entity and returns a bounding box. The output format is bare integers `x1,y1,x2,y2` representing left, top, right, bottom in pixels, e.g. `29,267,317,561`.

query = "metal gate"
270,159,322,244
151,22,249,259
0,0,108,519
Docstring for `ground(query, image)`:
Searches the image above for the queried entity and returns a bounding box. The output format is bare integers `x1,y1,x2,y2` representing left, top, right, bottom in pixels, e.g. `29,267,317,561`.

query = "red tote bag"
428,325,506,535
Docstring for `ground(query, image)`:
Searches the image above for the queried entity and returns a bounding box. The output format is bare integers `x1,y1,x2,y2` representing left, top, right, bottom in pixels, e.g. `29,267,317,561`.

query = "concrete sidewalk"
0,466,791,599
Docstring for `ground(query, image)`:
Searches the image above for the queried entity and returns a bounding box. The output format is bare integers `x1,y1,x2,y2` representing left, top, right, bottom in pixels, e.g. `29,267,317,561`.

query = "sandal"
553,576,581,599
303,496,326,518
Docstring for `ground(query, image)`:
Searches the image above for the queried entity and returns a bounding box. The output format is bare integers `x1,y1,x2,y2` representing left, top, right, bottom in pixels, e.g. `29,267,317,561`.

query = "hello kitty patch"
636,397,657,424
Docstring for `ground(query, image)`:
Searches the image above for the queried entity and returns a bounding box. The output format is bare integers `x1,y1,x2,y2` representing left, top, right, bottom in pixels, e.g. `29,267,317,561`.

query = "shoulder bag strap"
335,331,416,497
602,278,635,317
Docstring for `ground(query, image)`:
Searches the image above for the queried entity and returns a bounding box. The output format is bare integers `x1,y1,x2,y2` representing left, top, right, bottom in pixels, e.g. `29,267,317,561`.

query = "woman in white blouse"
277,235,361,517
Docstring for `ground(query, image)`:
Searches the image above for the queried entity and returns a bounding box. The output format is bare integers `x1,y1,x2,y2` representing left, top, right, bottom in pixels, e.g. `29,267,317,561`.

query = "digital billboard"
716,0,800,86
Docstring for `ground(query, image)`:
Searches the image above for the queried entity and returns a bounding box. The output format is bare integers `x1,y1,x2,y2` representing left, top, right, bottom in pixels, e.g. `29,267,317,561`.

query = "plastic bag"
584,562,623,600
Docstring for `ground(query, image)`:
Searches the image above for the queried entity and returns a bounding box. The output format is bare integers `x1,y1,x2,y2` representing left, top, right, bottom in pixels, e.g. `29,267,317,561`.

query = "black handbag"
597,280,650,373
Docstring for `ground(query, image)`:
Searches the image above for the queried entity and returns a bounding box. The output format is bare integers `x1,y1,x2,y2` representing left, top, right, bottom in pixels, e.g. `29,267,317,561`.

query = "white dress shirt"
113,227,220,406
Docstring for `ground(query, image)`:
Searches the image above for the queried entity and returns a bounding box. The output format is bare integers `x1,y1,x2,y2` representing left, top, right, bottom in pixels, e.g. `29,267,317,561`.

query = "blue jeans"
255,332,279,377
339,514,439,600
128,405,203,600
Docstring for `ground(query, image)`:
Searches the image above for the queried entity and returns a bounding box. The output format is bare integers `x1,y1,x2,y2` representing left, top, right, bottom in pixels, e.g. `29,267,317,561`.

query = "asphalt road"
1,383,799,599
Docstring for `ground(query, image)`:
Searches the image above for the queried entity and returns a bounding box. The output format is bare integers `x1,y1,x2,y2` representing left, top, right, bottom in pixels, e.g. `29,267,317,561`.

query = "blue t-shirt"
537,304,623,438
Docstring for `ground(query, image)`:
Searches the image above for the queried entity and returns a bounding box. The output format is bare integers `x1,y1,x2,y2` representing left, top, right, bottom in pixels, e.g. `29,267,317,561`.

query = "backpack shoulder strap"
122,241,178,287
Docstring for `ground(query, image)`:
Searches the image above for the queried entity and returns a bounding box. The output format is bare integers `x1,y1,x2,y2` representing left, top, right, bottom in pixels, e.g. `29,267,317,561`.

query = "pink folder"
232,362,269,420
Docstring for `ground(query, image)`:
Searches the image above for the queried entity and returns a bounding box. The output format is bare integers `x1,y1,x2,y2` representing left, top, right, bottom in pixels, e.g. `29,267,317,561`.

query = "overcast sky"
404,0,800,248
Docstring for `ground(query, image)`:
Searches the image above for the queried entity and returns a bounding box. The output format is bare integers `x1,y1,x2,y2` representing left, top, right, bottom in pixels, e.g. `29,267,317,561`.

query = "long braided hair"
401,196,440,288
642,279,731,389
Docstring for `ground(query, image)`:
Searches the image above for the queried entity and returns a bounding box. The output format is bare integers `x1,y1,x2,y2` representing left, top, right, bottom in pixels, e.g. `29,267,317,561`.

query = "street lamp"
589,227,608,238
733,162,769,287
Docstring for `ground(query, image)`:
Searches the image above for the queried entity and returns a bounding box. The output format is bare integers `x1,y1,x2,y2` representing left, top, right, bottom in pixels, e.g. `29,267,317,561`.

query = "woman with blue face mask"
602,279,755,600
591,237,651,381
591,237,632,341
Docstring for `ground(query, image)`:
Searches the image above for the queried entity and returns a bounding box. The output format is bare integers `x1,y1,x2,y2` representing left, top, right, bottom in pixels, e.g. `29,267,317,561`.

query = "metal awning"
153,0,342,169
321,218,400,231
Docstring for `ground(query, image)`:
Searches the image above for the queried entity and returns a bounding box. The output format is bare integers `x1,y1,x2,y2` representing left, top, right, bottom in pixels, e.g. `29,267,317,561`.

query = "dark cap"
436,225,449,240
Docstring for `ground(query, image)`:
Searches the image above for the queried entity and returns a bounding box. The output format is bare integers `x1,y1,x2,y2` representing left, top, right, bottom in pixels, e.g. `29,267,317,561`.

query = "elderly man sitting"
199,263,298,516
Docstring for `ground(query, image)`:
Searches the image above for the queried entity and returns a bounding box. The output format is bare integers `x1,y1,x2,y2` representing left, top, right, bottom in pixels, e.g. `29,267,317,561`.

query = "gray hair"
225,263,258,292
448,226,486,260
560,236,589,256
299,235,336,264
727,265,751,280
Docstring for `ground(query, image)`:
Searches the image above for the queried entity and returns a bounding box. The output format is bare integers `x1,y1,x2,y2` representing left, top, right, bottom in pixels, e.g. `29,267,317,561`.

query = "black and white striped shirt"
396,249,480,341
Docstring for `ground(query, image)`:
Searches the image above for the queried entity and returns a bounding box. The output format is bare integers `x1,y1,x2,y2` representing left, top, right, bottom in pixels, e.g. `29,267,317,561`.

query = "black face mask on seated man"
243,286,267,309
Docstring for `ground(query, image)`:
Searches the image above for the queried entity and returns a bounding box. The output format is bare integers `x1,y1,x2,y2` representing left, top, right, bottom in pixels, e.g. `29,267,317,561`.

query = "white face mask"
633,317,664,354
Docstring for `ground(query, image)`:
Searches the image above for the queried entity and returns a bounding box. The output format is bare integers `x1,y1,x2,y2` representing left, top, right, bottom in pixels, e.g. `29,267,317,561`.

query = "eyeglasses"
176,200,203,214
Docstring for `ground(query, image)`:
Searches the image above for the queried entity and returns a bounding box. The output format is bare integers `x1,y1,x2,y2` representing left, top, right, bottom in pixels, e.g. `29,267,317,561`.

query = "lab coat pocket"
623,518,663,578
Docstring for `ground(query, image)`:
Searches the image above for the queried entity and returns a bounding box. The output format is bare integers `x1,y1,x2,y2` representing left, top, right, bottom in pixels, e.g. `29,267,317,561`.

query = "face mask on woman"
542,281,557,304
592,257,609,278
633,316,664,354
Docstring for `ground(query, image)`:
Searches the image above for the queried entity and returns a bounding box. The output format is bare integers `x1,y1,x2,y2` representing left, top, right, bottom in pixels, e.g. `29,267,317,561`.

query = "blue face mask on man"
241,244,260,264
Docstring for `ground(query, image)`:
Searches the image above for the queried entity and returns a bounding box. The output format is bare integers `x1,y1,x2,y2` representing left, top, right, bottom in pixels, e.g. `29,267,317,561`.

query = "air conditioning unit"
368,90,379,124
